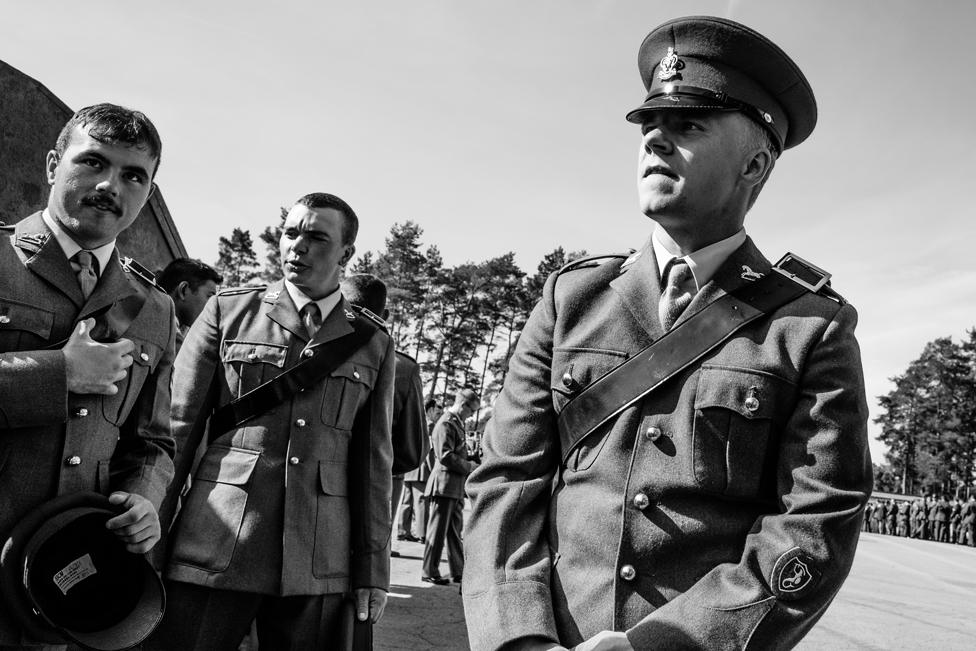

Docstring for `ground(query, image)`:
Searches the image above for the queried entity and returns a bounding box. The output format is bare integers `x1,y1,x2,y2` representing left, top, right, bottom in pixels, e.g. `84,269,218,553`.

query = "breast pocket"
693,365,795,499
551,347,628,472
102,338,162,425
221,340,288,398
320,363,377,430
0,298,54,350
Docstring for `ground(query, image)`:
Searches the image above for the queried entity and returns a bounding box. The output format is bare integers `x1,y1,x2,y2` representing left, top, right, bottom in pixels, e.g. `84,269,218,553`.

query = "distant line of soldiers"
864,495,976,545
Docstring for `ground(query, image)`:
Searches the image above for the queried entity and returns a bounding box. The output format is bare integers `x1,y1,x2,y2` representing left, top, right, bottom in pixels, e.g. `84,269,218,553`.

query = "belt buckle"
772,253,831,292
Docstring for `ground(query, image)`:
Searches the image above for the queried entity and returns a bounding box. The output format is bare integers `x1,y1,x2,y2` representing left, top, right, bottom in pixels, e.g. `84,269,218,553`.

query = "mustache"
80,194,121,215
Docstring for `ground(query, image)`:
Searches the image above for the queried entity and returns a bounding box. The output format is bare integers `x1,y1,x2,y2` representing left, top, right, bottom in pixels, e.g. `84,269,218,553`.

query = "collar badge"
741,266,764,282
345,309,356,320
658,47,684,82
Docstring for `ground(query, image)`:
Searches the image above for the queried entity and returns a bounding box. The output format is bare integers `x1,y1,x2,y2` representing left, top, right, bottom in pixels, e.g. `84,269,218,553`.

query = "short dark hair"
340,273,387,315
55,103,163,176
157,258,223,293
424,399,439,412
293,192,359,245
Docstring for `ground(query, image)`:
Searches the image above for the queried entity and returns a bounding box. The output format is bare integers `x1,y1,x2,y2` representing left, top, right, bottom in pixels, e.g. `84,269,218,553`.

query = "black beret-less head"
625,16,817,151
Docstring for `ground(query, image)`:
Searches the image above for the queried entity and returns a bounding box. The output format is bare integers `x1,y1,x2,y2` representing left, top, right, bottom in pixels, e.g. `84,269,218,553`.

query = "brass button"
561,371,575,388
619,564,636,581
633,493,650,510
302,349,314,358
295,418,306,427
65,455,82,467
140,352,150,362
0,315,10,324
645,426,662,441
353,371,360,380
744,396,760,412
75,408,89,417
289,456,300,465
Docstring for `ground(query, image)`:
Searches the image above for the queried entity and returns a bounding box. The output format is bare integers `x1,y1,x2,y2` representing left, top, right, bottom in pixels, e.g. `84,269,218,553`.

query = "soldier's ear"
340,244,356,267
741,147,774,187
45,150,60,186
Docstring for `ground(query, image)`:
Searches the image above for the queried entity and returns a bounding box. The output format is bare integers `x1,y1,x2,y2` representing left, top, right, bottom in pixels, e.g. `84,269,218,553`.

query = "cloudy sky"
3,0,975,462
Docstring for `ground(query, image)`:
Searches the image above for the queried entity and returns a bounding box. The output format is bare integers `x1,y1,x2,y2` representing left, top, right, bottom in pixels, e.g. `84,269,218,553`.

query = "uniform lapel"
265,281,308,341
671,237,772,329
609,239,665,342
14,212,85,307
310,296,355,346
79,249,137,319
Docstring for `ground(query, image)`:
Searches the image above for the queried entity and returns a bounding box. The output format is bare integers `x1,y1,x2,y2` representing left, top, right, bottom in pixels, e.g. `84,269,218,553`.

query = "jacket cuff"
351,547,391,591
462,581,559,651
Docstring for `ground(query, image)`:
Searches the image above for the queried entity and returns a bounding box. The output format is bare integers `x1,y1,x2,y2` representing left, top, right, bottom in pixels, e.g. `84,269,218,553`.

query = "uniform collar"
42,209,116,278
283,280,342,321
652,225,747,291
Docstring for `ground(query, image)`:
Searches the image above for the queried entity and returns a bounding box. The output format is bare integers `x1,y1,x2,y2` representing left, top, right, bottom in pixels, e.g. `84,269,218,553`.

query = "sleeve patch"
771,547,820,601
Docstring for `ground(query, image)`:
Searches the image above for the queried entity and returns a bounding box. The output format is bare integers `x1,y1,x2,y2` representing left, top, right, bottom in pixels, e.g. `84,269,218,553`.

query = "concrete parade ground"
374,532,976,650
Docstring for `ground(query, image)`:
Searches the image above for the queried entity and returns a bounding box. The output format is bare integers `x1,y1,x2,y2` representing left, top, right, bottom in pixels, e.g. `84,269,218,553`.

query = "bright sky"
3,0,975,463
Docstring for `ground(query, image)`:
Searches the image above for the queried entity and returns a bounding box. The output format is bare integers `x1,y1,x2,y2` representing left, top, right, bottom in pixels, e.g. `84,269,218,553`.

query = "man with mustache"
462,16,871,651
149,193,395,649
0,103,176,647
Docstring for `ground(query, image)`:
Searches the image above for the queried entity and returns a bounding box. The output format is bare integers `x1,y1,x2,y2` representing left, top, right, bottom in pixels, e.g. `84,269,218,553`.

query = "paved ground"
375,532,976,650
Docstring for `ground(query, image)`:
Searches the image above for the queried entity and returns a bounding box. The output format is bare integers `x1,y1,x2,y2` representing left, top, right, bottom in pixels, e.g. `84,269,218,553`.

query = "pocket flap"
550,347,628,394
222,340,288,367
330,363,377,388
195,447,260,485
695,366,793,421
318,460,348,496
130,339,162,370
0,298,54,339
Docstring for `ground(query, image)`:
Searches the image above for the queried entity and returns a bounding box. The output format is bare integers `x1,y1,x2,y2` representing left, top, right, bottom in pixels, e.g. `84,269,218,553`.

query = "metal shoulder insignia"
771,252,846,305
557,252,631,275
352,304,388,331
121,256,166,293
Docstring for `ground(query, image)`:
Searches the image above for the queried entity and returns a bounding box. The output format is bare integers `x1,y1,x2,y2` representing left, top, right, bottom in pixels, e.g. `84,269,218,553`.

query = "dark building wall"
0,59,187,270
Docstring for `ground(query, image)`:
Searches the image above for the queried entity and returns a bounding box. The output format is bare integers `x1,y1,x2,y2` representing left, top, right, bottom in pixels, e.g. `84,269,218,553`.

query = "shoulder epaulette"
557,252,631,275
352,304,388,332
121,256,166,294
219,285,266,297
395,349,417,363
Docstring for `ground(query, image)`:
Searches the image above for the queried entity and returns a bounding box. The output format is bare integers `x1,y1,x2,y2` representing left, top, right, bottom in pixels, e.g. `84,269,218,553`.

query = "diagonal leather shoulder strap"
556,270,811,464
210,315,378,436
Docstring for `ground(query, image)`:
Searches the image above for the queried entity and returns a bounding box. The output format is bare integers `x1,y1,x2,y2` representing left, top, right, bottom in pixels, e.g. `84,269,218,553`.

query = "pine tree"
214,228,260,287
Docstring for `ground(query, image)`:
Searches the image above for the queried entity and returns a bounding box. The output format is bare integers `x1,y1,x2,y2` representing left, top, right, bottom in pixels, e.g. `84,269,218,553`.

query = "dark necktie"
301,303,323,338
658,258,695,331
73,250,98,300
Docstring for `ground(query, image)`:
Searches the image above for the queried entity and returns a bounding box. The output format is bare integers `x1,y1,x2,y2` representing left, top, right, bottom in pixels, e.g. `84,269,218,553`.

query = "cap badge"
778,557,813,593
658,47,684,82
740,266,764,282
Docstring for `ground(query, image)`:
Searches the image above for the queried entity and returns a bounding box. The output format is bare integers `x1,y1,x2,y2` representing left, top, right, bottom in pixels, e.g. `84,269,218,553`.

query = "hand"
105,492,161,553
354,587,388,623
63,319,134,395
572,631,634,651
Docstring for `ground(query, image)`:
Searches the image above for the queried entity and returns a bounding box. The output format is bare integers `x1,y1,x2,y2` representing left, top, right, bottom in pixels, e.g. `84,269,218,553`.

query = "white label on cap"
52,553,97,596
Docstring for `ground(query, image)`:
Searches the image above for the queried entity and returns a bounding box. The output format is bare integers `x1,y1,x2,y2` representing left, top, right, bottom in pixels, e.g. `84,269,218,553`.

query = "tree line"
875,331,976,498
212,217,586,405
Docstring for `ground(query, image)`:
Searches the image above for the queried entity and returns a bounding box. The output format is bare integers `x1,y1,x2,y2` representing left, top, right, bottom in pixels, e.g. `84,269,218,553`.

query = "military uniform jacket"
392,351,427,475
425,410,476,500
0,213,176,642
462,237,872,651
162,282,395,596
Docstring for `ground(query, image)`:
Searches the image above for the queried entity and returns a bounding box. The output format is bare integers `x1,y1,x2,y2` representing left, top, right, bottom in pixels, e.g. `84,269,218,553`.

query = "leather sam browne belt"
556,252,836,464
209,309,379,436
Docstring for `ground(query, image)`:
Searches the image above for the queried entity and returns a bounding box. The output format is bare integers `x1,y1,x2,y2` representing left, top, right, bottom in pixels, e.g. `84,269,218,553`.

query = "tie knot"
301,303,322,336
74,250,97,274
